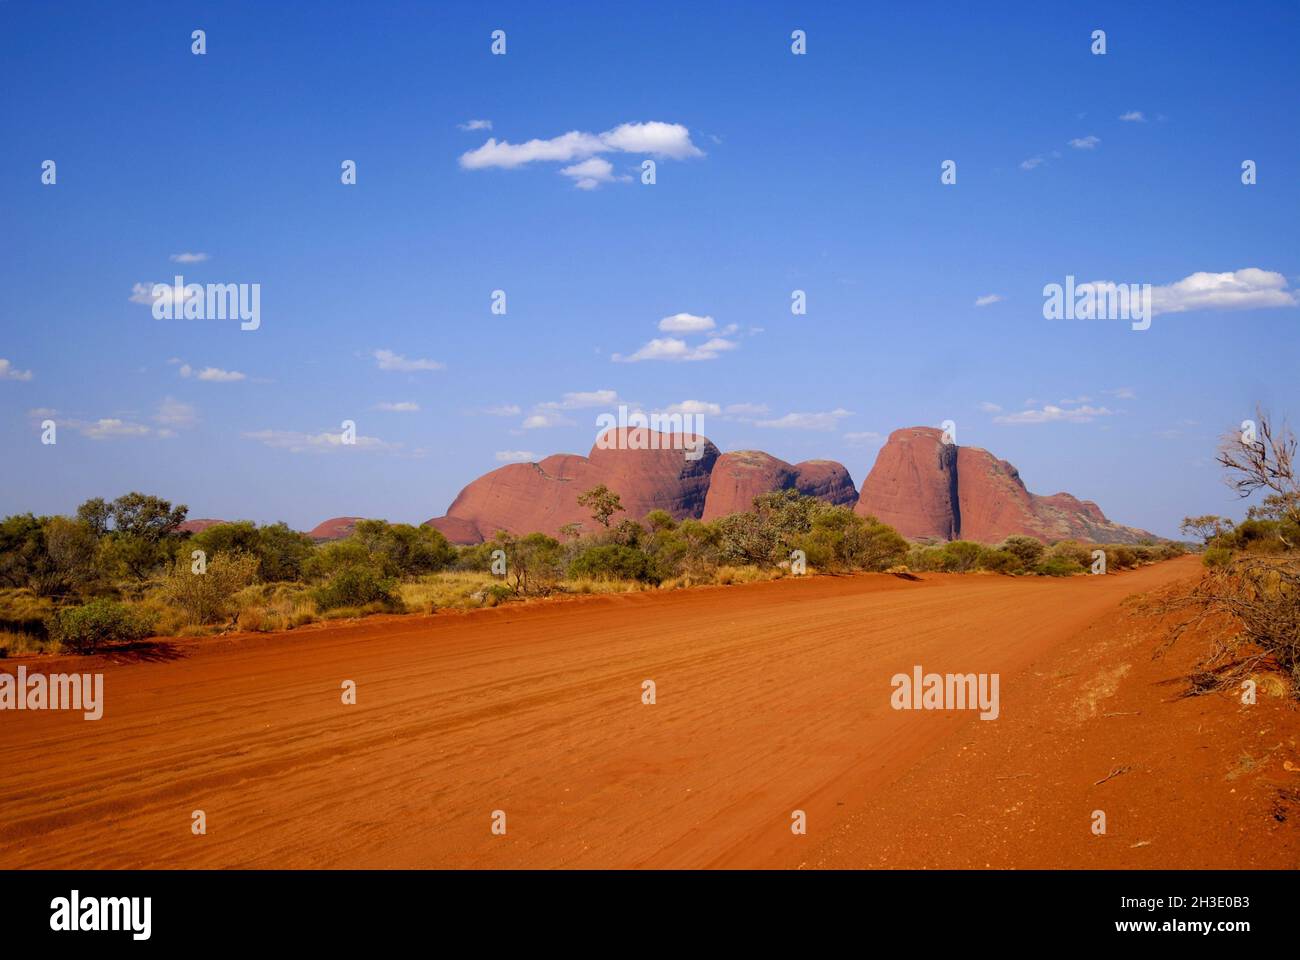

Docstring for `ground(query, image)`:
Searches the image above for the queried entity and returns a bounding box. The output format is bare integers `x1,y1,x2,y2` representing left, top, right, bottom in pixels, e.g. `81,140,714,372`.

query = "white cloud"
374,401,419,412
843,430,883,445
978,401,1002,413
541,389,619,410
1148,268,1298,316
0,358,34,381
974,294,1002,307
1020,156,1044,171
723,402,769,417
657,312,715,333
754,408,853,431
521,411,572,430
612,336,737,363
1069,135,1101,149
373,349,445,372
560,156,625,190
169,252,210,263
179,363,245,382
1105,386,1136,400
661,400,721,416
1118,111,1146,122
458,119,493,131
994,404,1115,425
460,121,703,187
243,428,399,453
495,450,538,463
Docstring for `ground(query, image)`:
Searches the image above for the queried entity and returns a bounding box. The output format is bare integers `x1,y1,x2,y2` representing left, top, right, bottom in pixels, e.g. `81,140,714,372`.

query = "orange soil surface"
1,555,1296,869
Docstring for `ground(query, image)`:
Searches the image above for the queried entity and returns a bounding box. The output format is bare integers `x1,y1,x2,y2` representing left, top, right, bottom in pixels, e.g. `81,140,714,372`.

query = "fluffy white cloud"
1020,156,1044,171
994,404,1115,425
661,400,721,416
0,358,34,381
657,312,715,333
374,401,419,412
495,450,538,463
373,349,445,372
612,336,737,363
974,294,1002,307
458,119,492,131
560,157,624,190
460,121,703,188
1069,135,1101,149
978,401,1002,413
169,252,210,263
1118,111,1146,122
1148,268,1297,316
754,408,853,431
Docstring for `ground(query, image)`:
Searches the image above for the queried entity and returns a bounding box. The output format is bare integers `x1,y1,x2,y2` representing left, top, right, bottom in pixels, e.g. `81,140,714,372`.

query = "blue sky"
2,0,1297,539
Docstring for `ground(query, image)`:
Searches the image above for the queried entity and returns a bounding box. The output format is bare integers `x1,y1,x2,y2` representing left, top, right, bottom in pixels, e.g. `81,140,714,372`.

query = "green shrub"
568,545,657,582
1104,546,1137,570
51,599,157,653
977,549,1023,574
999,535,1045,568
1034,557,1085,577
1047,540,1093,568
160,551,260,625
937,540,984,572
312,565,402,612
1203,546,1233,568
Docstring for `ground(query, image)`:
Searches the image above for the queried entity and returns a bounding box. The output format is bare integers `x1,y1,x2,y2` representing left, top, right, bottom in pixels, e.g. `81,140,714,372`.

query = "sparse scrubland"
0,487,1183,659
1158,409,1300,697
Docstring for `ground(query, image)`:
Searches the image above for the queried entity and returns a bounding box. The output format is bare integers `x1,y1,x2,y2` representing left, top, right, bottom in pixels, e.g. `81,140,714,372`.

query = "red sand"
1,556,1295,868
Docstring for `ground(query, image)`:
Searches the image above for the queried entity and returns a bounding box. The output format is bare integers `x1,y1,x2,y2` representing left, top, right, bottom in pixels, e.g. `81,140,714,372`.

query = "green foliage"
978,549,1023,574
350,520,455,578
1034,556,1085,577
999,535,1045,568
797,508,909,573
51,599,157,653
568,544,658,582
576,484,625,528
312,565,402,612
1203,546,1233,568
160,551,260,625
492,532,564,594
1046,540,1093,568
642,510,677,533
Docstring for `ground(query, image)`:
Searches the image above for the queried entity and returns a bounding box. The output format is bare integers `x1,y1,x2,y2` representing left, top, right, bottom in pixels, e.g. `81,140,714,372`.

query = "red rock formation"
701,451,798,521
426,429,720,542
856,427,1154,544
854,427,959,540
307,517,366,542
700,453,857,520
177,518,228,535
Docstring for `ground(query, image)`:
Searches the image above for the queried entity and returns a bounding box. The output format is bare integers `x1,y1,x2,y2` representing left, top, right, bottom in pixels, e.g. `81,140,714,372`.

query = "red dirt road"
2,556,1296,869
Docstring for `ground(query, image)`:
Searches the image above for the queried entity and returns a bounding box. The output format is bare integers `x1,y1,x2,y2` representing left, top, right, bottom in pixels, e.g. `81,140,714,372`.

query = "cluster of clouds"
612,312,745,363
980,388,1135,425
29,397,198,441
974,268,1295,316
1,358,34,381
459,120,703,190
169,358,246,382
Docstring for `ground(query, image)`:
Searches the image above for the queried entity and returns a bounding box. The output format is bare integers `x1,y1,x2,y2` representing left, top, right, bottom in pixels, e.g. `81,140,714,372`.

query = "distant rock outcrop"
307,517,366,542
425,430,860,544
177,518,228,535
855,427,1155,544
700,452,856,521
422,424,1151,546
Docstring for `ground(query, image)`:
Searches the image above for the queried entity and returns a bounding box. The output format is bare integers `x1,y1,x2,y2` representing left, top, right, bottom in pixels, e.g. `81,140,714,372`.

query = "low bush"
312,565,402,612
568,544,658,583
50,599,157,653
1034,557,1085,577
